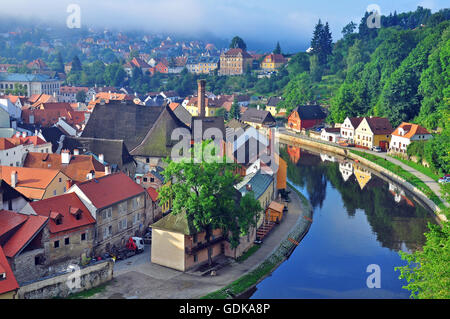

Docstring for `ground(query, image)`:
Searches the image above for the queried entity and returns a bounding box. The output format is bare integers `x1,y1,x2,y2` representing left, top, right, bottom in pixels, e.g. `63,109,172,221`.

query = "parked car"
371,146,382,152
438,175,450,184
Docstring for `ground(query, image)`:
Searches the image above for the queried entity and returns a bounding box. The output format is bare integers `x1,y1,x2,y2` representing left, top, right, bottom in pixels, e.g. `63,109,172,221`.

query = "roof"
392,122,430,139
131,106,190,157
346,117,364,128
292,105,327,120
62,136,135,170
323,128,341,134
263,54,287,64
172,103,192,127
0,246,19,294
147,187,159,202
0,210,28,238
0,138,16,150
1,211,48,258
241,108,276,125
237,170,273,200
28,193,95,234
268,201,285,213
364,117,394,135
151,210,197,235
0,73,57,83
267,96,283,107
75,172,145,209
191,116,226,142
0,166,62,200
23,152,106,182
223,48,253,59
81,100,165,151
7,135,49,147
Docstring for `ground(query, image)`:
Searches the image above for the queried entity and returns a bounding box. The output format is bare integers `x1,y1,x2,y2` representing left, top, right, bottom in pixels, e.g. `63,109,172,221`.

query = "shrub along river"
250,144,438,299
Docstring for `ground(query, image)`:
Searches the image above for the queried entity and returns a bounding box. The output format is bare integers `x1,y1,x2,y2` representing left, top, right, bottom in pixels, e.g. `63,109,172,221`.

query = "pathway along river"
250,144,438,299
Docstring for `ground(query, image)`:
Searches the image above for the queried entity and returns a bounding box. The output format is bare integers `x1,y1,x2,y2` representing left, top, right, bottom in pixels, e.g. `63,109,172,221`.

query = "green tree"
342,22,357,38
273,41,281,54
75,90,87,103
71,55,82,72
279,72,314,113
230,98,240,120
230,36,247,51
158,141,261,265
310,20,333,65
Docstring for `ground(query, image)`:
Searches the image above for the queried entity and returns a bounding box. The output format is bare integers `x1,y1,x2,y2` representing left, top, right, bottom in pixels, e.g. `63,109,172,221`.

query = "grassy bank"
390,156,441,182
65,282,109,299
350,150,445,211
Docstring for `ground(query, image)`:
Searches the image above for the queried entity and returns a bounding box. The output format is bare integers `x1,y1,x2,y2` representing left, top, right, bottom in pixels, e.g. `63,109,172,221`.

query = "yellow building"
219,48,253,75
354,117,393,150
261,54,287,71
353,163,372,190
184,97,221,117
265,97,286,117
186,56,219,74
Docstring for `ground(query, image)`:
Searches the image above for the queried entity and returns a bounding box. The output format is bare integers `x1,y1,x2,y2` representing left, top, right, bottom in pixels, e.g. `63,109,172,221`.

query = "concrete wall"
151,229,186,271
17,260,114,299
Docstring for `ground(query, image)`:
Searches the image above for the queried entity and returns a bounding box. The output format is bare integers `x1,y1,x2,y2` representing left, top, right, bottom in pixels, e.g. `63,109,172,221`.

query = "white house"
0,98,21,120
339,161,353,182
340,117,364,142
389,122,432,154
321,127,341,143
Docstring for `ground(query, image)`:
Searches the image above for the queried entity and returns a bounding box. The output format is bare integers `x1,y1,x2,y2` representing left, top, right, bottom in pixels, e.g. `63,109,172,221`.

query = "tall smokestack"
197,79,206,117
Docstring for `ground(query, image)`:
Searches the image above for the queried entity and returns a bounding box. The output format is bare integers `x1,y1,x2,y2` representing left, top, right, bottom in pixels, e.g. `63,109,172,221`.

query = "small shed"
265,201,285,223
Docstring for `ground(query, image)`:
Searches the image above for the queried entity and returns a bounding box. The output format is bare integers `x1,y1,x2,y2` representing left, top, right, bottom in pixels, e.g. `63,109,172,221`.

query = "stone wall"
17,259,114,299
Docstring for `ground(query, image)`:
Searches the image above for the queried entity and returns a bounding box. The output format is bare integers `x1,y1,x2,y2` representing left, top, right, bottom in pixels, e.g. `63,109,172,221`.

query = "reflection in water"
250,145,436,299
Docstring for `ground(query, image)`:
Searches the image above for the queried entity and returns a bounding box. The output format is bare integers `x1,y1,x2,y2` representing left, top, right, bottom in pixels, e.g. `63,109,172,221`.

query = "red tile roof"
75,172,145,209
0,210,28,238
8,135,48,146
29,193,95,235
224,48,253,58
391,122,430,139
0,138,16,150
1,212,48,258
147,187,159,202
0,246,19,295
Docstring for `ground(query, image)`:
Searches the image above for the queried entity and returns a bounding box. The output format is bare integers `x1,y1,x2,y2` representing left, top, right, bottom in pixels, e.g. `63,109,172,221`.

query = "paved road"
89,186,308,299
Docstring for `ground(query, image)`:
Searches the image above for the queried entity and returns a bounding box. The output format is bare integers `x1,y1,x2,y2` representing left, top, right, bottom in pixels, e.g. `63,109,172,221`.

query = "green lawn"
390,156,440,182
236,245,260,263
350,150,445,211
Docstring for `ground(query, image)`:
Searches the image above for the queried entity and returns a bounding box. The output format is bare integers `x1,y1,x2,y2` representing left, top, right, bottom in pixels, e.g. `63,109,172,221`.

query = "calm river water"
250,144,437,299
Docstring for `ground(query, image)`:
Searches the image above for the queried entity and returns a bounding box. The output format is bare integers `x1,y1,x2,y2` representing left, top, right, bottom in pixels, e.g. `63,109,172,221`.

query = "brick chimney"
197,79,206,117
66,179,73,190
104,165,111,176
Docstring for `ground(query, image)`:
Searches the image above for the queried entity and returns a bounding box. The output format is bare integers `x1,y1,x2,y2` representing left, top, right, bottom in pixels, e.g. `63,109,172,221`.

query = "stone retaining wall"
17,259,114,299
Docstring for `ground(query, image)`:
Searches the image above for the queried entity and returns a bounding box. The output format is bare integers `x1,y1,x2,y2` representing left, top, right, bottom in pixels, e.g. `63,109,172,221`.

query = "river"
250,144,438,299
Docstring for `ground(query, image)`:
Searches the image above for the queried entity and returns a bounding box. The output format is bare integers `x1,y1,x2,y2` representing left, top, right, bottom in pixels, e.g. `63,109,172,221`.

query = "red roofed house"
261,53,287,71
67,172,150,254
389,122,432,154
7,131,53,153
21,102,86,127
219,48,253,75
0,209,48,284
20,193,96,264
0,246,19,299
155,61,169,74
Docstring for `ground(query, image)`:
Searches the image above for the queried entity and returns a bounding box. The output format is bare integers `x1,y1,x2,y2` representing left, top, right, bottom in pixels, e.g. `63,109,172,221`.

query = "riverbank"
277,129,448,222
202,184,313,299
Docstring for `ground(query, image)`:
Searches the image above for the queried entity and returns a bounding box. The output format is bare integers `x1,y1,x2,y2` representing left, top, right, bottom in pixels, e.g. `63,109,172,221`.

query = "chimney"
73,149,79,156
197,79,206,117
104,165,111,175
22,131,26,138
246,184,252,192
98,154,104,164
66,179,73,190
15,131,20,138
11,171,17,188
86,172,93,180
61,149,70,164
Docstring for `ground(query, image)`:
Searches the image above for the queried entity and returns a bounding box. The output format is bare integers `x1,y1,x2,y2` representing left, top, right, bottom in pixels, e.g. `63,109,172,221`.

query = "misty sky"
3,0,448,52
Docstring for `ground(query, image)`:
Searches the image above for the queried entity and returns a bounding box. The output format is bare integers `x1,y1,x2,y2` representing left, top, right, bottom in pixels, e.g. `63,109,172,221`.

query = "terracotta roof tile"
391,122,430,139
0,246,19,294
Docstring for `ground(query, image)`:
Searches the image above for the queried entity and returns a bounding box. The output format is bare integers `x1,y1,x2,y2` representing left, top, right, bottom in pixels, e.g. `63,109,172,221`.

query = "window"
103,226,112,239
133,213,140,225
193,254,198,262
65,237,70,245
132,197,139,210
81,233,86,241
103,207,112,220
119,201,127,214
193,234,198,243
118,218,127,230
54,240,60,248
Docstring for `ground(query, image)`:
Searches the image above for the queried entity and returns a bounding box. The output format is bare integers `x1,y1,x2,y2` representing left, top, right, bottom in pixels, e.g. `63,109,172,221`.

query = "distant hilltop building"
219,48,253,75
0,73,61,97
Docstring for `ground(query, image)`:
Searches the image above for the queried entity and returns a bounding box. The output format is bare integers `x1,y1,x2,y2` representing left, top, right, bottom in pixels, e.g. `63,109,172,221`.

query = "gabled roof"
75,172,145,209
151,210,197,235
363,117,393,135
391,122,430,139
172,103,192,127
191,116,226,142
0,246,19,294
131,106,190,157
223,48,252,59
147,187,159,202
23,152,106,182
28,193,95,234
62,136,135,171
0,210,48,258
0,210,28,238
82,100,164,151
0,138,16,150
236,170,273,200
241,108,276,125
292,105,327,120
345,117,364,129
267,96,283,107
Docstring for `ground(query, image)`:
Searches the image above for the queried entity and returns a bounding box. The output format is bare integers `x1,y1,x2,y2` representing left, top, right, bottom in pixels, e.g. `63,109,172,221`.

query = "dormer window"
0,272,5,280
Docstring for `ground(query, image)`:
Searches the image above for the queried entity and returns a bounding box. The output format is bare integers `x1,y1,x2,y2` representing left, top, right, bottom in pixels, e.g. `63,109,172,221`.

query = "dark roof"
267,96,283,107
347,117,364,128
223,48,252,59
62,136,135,170
172,104,192,127
191,116,226,142
130,106,190,157
81,100,164,151
365,117,393,135
292,105,327,120
40,126,65,152
240,108,276,125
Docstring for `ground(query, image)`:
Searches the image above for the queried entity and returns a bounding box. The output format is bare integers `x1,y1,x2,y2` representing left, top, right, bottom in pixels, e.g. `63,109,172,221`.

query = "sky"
2,0,449,52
